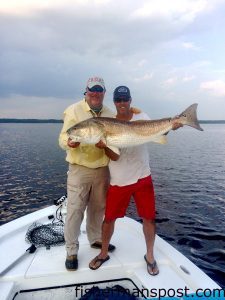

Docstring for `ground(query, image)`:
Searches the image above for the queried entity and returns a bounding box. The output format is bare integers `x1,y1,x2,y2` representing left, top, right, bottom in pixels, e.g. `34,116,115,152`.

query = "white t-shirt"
109,112,151,186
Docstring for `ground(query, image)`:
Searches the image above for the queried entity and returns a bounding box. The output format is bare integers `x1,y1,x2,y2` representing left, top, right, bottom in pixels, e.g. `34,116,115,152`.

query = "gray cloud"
0,0,225,119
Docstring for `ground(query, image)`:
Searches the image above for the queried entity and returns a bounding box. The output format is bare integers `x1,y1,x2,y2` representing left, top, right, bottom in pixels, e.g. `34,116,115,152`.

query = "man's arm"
59,108,79,150
95,140,120,161
172,122,183,130
164,121,183,135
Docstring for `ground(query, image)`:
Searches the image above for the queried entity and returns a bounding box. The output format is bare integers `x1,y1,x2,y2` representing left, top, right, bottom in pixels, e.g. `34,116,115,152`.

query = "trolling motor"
54,195,67,206
52,195,68,224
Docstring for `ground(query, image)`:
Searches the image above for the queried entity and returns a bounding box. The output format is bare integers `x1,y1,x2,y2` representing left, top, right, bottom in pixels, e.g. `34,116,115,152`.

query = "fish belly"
106,133,156,148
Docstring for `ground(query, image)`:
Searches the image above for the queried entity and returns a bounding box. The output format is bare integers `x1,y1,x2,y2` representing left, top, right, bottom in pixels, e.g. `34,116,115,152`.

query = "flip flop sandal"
89,255,110,270
144,255,159,276
91,242,116,252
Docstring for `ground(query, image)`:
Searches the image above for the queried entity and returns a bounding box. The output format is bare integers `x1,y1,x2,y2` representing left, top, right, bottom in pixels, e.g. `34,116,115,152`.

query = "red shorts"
105,175,155,221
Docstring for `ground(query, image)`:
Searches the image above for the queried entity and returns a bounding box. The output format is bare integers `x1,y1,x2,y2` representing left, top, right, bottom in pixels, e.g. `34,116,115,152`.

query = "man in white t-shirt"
89,86,182,275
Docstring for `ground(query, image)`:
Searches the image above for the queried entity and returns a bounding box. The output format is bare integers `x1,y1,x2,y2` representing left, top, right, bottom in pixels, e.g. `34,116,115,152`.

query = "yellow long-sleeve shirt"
59,99,116,168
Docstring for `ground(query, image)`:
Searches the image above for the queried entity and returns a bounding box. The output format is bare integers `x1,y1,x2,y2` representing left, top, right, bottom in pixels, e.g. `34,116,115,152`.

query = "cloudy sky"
1,0,225,120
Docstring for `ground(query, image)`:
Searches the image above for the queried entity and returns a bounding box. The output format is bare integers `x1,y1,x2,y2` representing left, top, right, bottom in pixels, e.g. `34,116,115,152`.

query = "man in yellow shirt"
59,76,119,270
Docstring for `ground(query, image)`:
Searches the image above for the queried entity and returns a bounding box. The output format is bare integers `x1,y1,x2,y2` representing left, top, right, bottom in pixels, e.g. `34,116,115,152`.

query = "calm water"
0,123,224,288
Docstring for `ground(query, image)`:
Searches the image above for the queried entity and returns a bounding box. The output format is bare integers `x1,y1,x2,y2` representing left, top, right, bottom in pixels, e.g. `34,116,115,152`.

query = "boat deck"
0,205,221,299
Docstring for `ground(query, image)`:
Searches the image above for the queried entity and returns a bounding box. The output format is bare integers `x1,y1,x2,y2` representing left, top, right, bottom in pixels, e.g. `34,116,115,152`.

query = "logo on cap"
87,77,105,88
117,87,128,93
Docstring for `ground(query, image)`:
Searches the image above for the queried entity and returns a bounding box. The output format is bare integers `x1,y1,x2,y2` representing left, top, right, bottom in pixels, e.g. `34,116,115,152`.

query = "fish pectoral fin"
151,135,167,144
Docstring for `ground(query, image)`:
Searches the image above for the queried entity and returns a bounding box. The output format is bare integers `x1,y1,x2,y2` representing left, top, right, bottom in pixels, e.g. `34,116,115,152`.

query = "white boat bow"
0,198,221,299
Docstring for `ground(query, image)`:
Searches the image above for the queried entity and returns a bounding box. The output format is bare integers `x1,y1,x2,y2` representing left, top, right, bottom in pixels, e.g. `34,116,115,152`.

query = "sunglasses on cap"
87,86,104,93
114,97,130,103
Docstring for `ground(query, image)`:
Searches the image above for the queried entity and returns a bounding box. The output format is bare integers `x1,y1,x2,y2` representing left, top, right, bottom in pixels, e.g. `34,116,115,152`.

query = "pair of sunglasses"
114,98,130,103
87,86,104,93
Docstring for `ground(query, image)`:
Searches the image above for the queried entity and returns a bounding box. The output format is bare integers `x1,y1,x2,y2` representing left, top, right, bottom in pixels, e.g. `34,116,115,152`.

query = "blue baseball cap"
113,86,131,100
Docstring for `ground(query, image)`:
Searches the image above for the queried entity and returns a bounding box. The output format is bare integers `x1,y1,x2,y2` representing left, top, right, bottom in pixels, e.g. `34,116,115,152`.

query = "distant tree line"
0,119,63,123
0,119,224,124
199,120,225,124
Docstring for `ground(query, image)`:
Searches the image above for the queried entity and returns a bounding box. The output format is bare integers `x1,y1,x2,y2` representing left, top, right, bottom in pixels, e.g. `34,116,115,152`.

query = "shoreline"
0,119,225,124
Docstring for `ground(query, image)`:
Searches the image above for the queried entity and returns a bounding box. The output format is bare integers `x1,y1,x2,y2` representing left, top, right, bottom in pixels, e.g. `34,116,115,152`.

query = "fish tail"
178,103,203,131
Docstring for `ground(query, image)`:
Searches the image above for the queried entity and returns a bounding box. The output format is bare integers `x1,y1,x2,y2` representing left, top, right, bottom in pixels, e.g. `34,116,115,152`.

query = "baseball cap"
113,86,131,100
86,77,105,89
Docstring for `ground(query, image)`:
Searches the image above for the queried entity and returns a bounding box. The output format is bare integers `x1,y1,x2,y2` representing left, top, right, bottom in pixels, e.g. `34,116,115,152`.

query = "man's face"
85,85,105,109
114,98,131,115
